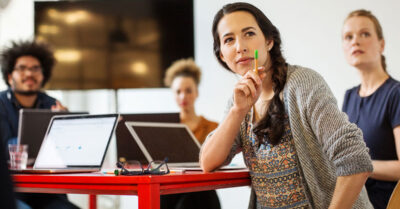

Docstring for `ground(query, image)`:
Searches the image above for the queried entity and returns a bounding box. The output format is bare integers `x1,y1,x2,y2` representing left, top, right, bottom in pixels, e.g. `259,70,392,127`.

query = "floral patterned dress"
242,111,310,209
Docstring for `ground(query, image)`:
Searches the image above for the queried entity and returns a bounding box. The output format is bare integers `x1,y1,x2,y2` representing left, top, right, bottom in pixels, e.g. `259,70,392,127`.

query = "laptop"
12,114,119,173
17,109,89,164
125,122,201,167
116,113,179,164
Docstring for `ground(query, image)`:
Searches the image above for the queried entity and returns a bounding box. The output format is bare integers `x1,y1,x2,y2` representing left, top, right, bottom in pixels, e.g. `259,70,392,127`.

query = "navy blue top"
342,77,400,209
0,88,56,150
342,77,400,160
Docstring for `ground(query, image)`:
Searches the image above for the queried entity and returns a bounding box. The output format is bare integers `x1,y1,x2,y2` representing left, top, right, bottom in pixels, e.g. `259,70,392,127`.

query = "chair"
387,181,400,209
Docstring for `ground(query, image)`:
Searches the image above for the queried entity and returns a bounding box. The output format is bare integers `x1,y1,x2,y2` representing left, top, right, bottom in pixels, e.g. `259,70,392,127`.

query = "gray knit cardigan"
203,65,373,209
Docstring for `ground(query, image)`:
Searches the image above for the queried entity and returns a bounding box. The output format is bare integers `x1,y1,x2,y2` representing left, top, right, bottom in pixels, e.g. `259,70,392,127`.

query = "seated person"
0,40,79,209
200,2,373,208
341,9,400,209
164,58,218,144
161,58,220,209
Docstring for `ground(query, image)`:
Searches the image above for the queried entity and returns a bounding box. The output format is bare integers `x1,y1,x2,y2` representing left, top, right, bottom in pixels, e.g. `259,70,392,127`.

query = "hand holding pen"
233,49,265,112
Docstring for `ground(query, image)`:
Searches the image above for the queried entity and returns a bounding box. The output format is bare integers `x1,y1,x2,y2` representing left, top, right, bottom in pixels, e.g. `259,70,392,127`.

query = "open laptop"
116,113,179,164
12,114,119,173
17,109,89,164
125,122,201,167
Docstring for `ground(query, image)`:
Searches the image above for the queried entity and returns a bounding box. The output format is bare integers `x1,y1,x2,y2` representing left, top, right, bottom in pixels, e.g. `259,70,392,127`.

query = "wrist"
230,105,249,118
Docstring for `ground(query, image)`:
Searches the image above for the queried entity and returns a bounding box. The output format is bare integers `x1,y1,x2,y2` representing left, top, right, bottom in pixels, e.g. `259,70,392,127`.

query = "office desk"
13,170,250,209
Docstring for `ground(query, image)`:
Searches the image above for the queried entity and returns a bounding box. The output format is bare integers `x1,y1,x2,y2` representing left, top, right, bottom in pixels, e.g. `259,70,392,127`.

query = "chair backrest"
387,181,400,209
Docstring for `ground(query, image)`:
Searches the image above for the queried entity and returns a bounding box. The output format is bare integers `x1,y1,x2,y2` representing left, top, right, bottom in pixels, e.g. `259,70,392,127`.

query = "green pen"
254,50,258,74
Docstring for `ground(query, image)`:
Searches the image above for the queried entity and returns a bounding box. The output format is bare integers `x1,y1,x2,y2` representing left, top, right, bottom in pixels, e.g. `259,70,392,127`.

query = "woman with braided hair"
200,2,373,209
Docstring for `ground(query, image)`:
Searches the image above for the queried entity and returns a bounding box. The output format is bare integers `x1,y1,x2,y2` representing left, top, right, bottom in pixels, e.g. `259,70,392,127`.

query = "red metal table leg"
138,183,160,209
89,194,97,209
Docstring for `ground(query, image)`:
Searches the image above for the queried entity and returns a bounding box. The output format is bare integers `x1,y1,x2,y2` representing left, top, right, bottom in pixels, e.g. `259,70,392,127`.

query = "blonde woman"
162,58,220,209
342,9,400,209
164,58,218,144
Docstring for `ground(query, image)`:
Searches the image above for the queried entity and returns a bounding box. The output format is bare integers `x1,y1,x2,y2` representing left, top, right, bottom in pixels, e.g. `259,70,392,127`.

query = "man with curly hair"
0,40,78,209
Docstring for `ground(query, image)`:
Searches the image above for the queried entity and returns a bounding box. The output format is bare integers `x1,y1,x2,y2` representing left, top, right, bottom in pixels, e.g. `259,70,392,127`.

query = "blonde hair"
345,9,386,71
164,58,201,87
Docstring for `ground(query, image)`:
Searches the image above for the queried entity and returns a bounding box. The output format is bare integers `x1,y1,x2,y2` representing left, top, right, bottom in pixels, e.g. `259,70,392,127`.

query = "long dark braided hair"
212,2,287,145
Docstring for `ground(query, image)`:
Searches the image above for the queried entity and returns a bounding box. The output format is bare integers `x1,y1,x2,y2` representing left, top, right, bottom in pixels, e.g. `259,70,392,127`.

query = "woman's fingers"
235,83,251,97
244,66,265,92
239,78,257,97
256,66,267,81
236,76,258,101
247,66,265,88
253,66,266,74
234,66,266,109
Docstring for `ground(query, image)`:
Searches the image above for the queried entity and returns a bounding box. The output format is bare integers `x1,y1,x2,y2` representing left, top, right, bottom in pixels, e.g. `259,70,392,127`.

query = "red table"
13,170,250,209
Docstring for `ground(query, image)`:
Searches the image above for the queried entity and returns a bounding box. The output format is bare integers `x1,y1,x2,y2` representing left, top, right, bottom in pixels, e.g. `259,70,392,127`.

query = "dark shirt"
0,133,17,209
0,88,56,150
342,77,400,209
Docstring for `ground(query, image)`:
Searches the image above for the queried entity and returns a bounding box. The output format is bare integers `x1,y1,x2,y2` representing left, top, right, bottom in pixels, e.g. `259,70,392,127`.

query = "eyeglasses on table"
115,157,170,176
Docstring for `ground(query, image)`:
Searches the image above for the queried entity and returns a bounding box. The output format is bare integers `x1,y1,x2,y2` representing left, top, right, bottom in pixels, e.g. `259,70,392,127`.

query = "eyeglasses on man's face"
115,158,170,176
13,65,42,74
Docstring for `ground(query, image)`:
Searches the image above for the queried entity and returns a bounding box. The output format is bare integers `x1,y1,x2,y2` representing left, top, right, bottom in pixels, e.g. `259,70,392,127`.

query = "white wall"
0,0,34,90
1,0,400,209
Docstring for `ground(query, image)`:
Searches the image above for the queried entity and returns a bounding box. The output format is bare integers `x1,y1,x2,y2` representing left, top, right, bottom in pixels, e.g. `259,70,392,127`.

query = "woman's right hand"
233,67,266,113
200,66,266,172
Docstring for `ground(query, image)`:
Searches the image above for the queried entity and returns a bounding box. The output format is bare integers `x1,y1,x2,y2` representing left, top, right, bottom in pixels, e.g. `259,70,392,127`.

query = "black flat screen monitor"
34,0,194,90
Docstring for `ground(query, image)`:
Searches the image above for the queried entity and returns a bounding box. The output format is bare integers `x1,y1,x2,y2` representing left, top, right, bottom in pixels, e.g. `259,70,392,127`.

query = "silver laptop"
125,122,201,167
13,114,119,173
116,113,179,164
17,109,89,164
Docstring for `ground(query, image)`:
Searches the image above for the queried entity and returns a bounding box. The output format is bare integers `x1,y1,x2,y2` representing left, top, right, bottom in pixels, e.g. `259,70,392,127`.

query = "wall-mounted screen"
35,0,194,89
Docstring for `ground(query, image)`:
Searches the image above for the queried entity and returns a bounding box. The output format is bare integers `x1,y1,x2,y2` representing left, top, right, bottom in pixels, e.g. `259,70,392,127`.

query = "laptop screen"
116,113,179,163
34,114,118,169
18,109,89,161
125,122,201,164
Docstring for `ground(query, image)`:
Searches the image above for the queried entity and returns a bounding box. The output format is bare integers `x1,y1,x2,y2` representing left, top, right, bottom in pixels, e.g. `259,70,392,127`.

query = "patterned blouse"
203,65,373,209
244,110,310,209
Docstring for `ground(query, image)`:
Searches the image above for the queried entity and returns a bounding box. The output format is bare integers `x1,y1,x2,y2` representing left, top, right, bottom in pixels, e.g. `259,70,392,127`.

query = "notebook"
116,113,179,164
125,122,201,167
12,114,119,173
17,109,89,164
